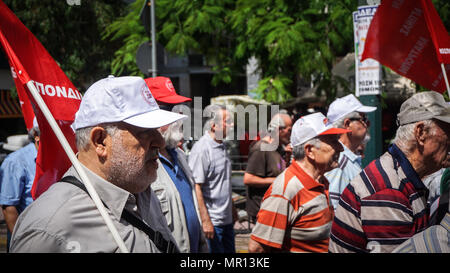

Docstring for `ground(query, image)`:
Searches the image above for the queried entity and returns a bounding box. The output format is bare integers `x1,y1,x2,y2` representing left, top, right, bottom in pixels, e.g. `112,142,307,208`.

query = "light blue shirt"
0,143,37,213
324,142,362,210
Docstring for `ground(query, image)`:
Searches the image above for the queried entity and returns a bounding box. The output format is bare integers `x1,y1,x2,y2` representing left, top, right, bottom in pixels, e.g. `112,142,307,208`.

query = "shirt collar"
290,161,329,190
388,144,427,192
64,164,136,220
340,141,361,163
205,132,225,148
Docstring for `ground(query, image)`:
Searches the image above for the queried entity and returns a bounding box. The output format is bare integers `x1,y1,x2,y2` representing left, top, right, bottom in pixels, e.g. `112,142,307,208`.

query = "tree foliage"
105,0,449,104
3,0,126,90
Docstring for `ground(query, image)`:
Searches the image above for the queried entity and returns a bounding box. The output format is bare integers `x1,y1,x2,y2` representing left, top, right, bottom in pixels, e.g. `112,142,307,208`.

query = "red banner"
421,0,450,64
0,1,81,199
361,0,450,93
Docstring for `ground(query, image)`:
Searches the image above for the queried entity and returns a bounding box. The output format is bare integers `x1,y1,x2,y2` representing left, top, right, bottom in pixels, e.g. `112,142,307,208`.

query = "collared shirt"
160,148,201,253
393,212,450,253
10,164,176,253
188,133,232,226
0,143,37,213
329,144,430,253
251,161,334,253
324,142,362,210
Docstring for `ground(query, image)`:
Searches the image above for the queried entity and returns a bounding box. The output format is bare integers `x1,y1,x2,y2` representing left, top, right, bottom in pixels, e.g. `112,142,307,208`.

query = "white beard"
162,120,184,149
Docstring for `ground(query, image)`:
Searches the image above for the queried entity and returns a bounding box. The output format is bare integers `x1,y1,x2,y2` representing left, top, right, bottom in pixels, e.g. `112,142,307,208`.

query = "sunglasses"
349,115,370,127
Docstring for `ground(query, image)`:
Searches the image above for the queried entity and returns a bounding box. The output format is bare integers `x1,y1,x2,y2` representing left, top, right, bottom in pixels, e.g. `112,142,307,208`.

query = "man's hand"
202,219,215,239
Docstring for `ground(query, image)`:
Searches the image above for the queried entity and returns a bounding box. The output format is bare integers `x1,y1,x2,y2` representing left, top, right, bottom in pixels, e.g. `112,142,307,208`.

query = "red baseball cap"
144,77,192,104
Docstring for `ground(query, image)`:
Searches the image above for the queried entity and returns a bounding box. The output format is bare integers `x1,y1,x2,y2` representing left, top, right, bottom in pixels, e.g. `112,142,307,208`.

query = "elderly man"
0,119,39,252
248,112,350,253
244,113,292,226
325,94,376,209
145,76,208,253
10,76,186,253
329,91,450,253
188,105,237,253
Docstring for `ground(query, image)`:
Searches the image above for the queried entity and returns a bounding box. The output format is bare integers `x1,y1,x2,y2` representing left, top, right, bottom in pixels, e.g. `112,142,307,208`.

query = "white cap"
327,94,376,123
290,112,351,147
72,76,187,130
2,135,30,151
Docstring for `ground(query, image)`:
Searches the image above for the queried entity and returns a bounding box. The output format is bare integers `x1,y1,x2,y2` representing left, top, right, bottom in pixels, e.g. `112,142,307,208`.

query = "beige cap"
397,91,450,126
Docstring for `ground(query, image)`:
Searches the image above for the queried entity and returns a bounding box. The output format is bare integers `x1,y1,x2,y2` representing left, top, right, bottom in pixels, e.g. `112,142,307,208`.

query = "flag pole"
25,80,129,253
441,63,450,98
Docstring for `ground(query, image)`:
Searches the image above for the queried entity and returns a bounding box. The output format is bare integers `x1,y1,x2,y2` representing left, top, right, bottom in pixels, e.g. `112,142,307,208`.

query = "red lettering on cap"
141,84,158,107
165,79,175,93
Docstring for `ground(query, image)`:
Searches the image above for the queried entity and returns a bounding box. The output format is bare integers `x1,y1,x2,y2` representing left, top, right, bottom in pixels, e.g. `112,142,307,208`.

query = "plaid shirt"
329,144,430,253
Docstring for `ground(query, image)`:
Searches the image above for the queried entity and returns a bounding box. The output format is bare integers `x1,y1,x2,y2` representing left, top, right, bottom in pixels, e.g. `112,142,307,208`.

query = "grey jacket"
151,148,209,253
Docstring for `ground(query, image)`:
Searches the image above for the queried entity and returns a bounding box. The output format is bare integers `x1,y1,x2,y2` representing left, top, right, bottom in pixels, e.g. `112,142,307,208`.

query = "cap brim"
2,144,22,151
156,94,192,104
123,109,187,128
433,115,450,124
356,105,377,113
320,128,351,135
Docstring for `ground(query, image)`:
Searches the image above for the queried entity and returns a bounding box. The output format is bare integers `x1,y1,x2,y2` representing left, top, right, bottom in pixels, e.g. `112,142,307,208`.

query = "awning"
0,89,23,118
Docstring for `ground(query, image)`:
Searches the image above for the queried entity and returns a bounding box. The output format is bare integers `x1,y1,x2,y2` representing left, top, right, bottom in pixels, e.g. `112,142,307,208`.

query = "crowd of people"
0,75,449,253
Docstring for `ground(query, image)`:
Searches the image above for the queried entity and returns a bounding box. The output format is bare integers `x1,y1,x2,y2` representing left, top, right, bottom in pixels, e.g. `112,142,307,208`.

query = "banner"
354,5,382,96
361,0,450,93
0,1,81,199
421,0,450,64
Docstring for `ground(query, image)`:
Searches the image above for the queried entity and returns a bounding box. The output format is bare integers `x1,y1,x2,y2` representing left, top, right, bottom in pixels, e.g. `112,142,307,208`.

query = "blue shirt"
0,143,37,213
160,148,201,253
324,142,362,210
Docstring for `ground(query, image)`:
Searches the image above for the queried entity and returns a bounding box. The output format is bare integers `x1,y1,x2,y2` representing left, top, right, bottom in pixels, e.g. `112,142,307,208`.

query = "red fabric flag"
421,0,450,64
0,1,81,199
361,0,450,93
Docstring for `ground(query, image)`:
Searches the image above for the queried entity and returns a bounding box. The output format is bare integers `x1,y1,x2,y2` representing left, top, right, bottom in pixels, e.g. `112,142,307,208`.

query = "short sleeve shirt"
245,140,286,219
188,133,232,226
251,161,334,252
0,143,37,213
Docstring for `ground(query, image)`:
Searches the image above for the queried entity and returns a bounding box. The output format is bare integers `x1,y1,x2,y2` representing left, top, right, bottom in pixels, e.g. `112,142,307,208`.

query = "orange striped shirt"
251,161,334,252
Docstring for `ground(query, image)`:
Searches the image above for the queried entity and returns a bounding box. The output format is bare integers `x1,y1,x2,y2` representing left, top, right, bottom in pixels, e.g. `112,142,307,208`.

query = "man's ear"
414,122,427,146
304,143,316,160
343,118,352,129
90,126,108,157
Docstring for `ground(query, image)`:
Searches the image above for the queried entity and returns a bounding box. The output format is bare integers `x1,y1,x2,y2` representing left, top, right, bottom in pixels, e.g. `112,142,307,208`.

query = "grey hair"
392,119,437,157
203,104,227,133
333,111,361,129
293,137,322,161
28,126,40,143
75,123,120,151
268,113,290,133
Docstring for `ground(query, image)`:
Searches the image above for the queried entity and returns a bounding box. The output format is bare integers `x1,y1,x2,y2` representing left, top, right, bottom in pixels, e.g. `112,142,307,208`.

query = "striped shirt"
393,212,450,253
250,161,334,253
325,142,362,210
329,144,430,253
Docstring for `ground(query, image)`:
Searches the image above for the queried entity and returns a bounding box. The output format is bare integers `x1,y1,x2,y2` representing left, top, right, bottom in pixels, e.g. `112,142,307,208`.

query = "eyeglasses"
349,115,370,127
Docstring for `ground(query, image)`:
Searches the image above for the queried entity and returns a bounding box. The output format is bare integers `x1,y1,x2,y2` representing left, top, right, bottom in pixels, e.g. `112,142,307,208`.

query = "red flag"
421,0,450,64
0,1,81,199
361,0,450,93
